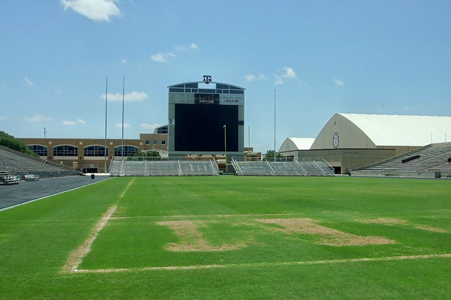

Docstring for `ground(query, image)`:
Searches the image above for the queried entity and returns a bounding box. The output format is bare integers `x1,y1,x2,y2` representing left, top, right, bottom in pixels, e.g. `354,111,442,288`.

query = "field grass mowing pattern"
1,176,451,299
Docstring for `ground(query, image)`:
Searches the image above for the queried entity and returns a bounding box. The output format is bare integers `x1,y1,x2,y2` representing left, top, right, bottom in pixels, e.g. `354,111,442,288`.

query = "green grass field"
1,176,451,299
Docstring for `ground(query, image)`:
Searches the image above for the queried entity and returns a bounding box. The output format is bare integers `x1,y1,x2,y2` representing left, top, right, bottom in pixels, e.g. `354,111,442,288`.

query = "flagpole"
274,89,276,162
121,76,125,160
104,75,108,173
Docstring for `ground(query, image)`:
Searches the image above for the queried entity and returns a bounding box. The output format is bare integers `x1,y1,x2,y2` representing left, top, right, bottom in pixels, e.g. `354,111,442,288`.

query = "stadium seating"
350,142,451,178
231,158,335,176
0,145,79,180
109,159,220,176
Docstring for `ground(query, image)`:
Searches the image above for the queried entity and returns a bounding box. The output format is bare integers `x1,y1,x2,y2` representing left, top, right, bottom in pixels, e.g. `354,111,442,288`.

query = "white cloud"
283,67,297,79
115,123,130,129
63,119,85,125
54,89,62,94
174,45,188,52
175,43,200,52
24,78,34,86
24,115,52,123
140,123,161,131
246,73,266,82
62,120,77,125
121,59,127,64
274,67,297,85
151,52,176,62
0,116,8,121
274,77,284,85
101,91,149,102
334,79,344,87
61,0,121,22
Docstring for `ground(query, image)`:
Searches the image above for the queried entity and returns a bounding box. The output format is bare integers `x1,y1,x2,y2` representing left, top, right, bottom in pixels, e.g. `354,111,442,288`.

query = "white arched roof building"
311,113,451,149
280,113,451,174
279,137,315,152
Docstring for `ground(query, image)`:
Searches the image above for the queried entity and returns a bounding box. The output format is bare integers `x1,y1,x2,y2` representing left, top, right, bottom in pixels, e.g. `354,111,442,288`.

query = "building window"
84,145,108,157
161,140,166,145
114,146,138,156
53,145,78,156
156,126,168,134
153,140,158,145
145,139,150,145
28,145,47,156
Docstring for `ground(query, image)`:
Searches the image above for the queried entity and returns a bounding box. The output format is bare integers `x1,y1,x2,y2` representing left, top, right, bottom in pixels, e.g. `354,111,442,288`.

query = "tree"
126,150,161,161
0,131,39,157
263,150,283,161
146,150,161,159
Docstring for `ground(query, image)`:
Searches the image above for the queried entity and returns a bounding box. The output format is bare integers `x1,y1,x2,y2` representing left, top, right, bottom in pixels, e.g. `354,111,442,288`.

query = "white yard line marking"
62,178,135,273
110,213,300,220
61,205,117,273
72,253,451,274
119,177,135,199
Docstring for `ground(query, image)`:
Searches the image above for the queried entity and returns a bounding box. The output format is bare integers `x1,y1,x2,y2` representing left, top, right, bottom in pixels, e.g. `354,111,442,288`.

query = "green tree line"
0,131,39,157
126,150,161,161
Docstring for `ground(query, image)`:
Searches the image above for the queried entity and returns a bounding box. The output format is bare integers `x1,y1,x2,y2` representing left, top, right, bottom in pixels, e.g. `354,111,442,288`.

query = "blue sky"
1,0,450,153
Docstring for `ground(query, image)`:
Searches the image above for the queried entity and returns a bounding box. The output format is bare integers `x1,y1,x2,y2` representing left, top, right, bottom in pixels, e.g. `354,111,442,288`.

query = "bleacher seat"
350,142,451,178
232,158,335,177
0,145,78,180
109,159,219,177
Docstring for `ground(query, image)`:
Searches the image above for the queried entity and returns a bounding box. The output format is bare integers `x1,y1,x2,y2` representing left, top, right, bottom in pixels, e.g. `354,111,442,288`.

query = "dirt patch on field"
257,218,396,247
157,220,245,252
61,205,117,273
361,218,447,233
415,226,447,233
360,218,407,226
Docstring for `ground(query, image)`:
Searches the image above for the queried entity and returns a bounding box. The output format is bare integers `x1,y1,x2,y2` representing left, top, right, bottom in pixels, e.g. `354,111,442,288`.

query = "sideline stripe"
72,253,451,273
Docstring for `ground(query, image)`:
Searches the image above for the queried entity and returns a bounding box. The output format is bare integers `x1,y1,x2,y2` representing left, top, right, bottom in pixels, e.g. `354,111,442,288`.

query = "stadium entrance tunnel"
333,166,342,174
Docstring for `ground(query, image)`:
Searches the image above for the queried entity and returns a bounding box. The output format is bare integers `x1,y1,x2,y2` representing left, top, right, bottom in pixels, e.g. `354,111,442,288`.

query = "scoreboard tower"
168,76,245,165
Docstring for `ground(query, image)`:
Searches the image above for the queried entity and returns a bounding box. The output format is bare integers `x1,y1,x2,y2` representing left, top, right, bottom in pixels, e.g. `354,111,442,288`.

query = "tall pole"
223,125,227,170
121,76,125,160
274,89,276,162
104,75,108,173
248,125,250,151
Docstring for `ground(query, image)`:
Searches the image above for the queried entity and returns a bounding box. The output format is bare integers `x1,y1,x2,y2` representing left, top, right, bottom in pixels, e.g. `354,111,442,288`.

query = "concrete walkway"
0,175,112,211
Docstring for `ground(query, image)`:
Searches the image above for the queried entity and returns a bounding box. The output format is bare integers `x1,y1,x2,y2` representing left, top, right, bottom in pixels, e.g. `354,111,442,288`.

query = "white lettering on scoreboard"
220,94,244,105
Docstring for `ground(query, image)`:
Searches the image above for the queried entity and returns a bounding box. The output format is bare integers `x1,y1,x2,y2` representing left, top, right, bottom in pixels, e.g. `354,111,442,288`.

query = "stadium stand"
231,158,335,176
109,159,220,176
350,142,451,178
0,145,79,180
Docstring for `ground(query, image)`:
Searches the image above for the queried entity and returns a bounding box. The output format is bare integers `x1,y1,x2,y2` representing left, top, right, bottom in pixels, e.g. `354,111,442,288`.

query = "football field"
1,176,451,299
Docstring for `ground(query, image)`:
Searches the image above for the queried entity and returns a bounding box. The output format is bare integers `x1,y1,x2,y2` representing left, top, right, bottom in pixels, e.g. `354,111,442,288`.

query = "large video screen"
174,103,238,152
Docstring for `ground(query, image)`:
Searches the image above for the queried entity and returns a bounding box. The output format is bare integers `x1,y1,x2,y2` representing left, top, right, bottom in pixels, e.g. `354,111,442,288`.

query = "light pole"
223,124,227,171
274,89,276,162
104,75,108,173
121,76,125,161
